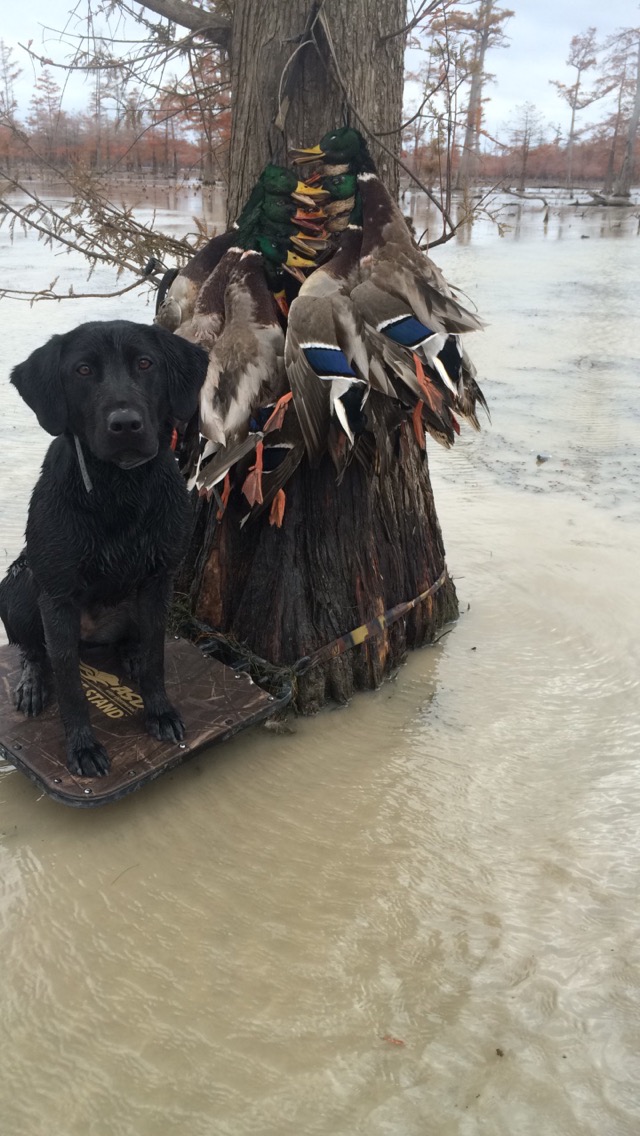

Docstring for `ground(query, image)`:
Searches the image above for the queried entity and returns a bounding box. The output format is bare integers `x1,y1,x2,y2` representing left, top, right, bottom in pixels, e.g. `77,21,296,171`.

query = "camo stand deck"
0,638,289,807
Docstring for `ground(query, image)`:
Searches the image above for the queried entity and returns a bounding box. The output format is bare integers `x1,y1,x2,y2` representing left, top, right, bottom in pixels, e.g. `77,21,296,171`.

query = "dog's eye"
137,357,153,371
76,364,92,377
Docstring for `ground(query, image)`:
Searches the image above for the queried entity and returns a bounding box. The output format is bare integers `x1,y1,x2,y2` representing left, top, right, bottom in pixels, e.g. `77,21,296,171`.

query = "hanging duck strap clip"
74,435,93,494
292,568,449,676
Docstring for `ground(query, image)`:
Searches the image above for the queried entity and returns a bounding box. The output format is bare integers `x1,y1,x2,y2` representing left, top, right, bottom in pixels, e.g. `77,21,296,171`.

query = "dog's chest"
82,526,175,602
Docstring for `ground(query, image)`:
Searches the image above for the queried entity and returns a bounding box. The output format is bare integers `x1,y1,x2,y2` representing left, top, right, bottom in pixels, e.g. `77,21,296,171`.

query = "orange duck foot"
269,489,286,527
242,441,264,507
216,472,232,520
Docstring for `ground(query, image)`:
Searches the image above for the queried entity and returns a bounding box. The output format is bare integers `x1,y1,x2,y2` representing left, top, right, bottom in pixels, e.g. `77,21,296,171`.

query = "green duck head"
260,196,327,241
291,127,376,173
321,173,358,200
235,166,326,229
260,196,298,225
252,233,316,272
259,164,326,201
320,172,363,229
258,165,298,196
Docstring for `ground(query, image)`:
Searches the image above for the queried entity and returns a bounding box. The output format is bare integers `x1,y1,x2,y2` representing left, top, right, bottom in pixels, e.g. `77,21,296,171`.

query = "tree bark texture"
226,0,406,222
185,413,458,713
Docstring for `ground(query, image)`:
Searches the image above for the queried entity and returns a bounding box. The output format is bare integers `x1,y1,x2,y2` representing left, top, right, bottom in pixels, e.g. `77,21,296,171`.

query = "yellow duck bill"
290,144,325,165
293,177,327,197
293,208,326,230
285,249,316,268
283,248,316,283
290,234,327,256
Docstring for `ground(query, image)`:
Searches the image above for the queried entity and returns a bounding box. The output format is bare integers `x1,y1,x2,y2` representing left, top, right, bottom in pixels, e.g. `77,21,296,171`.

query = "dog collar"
73,435,94,494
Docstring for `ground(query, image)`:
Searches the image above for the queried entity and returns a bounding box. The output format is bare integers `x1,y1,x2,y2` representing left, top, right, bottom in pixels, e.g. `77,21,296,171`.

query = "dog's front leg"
137,573,185,744
38,593,110,777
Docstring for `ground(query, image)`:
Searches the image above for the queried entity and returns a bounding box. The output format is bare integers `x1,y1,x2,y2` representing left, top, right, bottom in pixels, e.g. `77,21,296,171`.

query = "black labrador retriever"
0,320,208,778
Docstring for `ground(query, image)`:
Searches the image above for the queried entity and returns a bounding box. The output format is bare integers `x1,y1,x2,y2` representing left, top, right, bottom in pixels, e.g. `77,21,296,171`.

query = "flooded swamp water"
0,184,639,1135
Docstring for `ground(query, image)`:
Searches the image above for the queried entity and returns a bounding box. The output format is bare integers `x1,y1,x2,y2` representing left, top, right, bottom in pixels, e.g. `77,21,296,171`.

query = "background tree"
0,40,22,172
505,102,546,190
0,40,21,124
26,67,67,166
403,13,470,219
429,0,513,189
609,27,640,197
550,28,608,193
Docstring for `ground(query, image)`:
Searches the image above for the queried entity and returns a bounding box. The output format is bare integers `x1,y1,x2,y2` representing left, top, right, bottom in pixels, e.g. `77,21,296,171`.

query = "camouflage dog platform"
0,638,289,807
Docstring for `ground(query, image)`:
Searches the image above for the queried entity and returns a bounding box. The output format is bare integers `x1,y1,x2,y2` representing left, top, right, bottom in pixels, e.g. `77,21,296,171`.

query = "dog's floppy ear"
11,335,68,435
154,326,209,422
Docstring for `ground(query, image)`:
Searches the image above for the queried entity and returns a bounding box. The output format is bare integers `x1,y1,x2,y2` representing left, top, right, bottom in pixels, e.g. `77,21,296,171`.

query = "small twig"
380,0,445,43
0,279,152,304
110,863,140,886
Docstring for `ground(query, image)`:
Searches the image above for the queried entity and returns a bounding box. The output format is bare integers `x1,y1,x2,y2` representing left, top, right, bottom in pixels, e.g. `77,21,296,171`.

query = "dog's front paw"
145,704,185,744
67,730,111,778
14,658,48,717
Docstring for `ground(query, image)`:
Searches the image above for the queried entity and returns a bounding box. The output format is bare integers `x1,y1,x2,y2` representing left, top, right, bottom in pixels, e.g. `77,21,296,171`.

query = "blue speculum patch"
303,346,357,379
381,316,434,347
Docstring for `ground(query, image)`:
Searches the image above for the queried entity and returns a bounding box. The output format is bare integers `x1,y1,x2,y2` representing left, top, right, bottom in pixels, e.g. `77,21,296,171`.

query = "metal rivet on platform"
53,778,61,784
128,770,136,778
225,718,234,726
13,743,22,750
268,695,275,701
234,673,241,679
179,743,186,749
83,788,93,795
174,635,180,640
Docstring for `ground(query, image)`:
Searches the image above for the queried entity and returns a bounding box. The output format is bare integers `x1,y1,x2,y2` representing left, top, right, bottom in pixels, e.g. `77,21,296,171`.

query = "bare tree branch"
380,0,446,44
0,279,152,304
131,0,232,49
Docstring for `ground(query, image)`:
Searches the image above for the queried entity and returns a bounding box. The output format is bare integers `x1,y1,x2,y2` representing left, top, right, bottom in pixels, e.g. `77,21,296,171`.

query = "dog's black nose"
107,408,143,435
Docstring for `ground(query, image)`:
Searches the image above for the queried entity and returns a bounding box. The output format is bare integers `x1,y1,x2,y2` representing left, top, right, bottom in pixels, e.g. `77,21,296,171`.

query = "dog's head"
11,321,209,469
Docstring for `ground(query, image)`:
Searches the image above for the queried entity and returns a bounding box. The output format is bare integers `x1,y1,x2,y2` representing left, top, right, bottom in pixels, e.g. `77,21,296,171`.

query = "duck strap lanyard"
293,568,449,675
74,435,94,494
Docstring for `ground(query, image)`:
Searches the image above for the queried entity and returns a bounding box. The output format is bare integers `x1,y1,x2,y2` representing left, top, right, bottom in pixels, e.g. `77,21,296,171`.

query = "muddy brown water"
0,184,639,1135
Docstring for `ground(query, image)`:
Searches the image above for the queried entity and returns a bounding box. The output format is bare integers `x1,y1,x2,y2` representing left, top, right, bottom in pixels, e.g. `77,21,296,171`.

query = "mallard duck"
195,235,316,451
174,246,242,351
155,166,324,333
294,129,484,335
316,172,358,233
293,129,488,433
259,211,329,259
284,218,372,469
196,250,286,449
155,229,237,331
283,167,458,447
234,164,327,232
178,221,318,500
259,195,328,244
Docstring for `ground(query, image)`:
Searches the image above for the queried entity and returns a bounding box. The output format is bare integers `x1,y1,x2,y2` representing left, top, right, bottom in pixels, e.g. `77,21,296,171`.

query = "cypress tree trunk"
226,0,405,220
185,0,459,709
612,37,640,198
189,433,457,712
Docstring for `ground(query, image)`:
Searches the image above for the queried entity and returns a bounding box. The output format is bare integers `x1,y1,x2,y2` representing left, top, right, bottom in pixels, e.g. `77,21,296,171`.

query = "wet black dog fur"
0,320,208,778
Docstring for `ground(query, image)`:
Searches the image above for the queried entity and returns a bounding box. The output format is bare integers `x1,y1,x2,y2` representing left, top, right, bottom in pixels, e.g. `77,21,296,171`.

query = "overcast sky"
3,0,638,139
